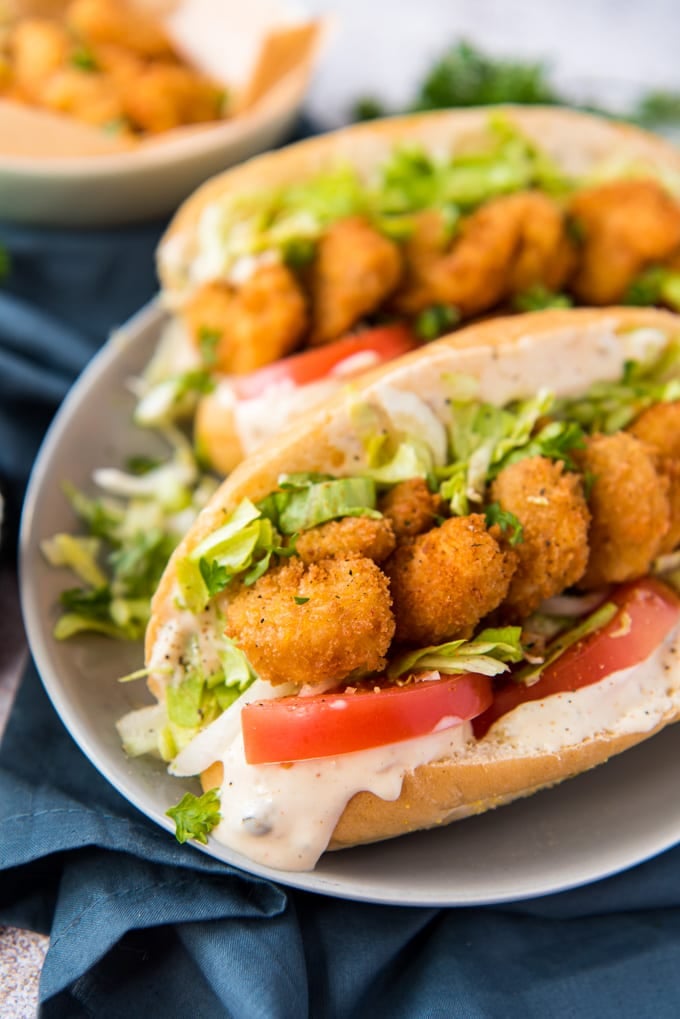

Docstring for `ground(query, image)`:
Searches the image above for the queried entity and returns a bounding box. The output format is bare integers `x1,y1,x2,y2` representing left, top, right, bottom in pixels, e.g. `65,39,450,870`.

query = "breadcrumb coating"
183,264,306,374
628,401,680,552
575,432,670,588
296,516,396,564
379,478,443,541
224,556,395,686
490,456,590,619
309,217,403,344
384,514,516,644
393,192,574,317
568,179,680,304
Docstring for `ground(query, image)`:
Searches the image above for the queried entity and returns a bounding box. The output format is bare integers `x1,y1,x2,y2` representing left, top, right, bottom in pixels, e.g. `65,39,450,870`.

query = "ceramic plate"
19,302,680,905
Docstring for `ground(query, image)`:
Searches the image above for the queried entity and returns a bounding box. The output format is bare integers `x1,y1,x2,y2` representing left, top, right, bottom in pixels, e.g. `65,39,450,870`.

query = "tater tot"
575,432,670,588
568,179,680,305
628,401,680,552
309,217,403,344
489,456,590,619
224,557,395,686
296,516,396,565
67,0,173,59
379,478,443,541
384,514,516,644
183,264,307,374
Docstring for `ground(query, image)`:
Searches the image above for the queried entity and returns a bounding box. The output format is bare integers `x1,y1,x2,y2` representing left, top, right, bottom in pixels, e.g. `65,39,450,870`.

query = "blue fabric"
2,213,680,1019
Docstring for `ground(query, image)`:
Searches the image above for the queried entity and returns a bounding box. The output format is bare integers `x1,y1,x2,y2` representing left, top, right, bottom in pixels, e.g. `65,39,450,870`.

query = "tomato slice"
230,324,418,400
474,577,680,738
242,672,492,764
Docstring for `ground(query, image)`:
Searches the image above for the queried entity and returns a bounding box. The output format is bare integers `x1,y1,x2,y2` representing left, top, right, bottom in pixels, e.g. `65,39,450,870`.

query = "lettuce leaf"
388,626,524,678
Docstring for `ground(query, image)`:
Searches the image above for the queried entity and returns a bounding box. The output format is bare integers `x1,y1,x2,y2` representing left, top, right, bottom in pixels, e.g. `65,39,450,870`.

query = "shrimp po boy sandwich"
142,106,680,476
120,306,680,871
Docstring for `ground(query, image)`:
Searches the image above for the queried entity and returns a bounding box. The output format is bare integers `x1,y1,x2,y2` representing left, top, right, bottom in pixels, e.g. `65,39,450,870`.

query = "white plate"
19,302,680,905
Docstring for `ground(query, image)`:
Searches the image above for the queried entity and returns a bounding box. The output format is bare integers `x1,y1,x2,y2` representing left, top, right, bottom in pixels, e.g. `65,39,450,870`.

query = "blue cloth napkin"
2,216,680,1019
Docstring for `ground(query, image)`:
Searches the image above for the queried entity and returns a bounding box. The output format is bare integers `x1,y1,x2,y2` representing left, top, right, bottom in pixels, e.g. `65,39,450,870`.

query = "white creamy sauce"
232,377,342,455
210,723,474,871
148,605,223,689
485,624,680,753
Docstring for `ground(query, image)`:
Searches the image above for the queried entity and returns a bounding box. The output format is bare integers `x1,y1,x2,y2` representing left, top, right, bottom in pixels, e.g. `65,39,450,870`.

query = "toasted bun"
148,306,680,851
157,105,680,304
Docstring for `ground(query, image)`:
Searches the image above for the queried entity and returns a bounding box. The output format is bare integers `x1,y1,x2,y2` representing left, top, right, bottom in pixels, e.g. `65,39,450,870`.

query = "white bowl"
0,70,310,227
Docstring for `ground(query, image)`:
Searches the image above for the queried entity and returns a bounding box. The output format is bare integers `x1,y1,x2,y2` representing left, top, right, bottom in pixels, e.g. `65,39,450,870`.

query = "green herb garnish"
485,503,524,545
166,789,222,845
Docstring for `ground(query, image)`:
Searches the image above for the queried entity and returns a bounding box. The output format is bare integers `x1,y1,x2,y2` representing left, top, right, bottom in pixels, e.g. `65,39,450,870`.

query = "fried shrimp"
379,478,443,540
296,516,396,564
489,456,590,619
568,179,680,304
575,432,670,588
183,264,306,374
628,401,680,552
309,217,403,345
224,556,395,686
393,192,574,317
384,514,516,644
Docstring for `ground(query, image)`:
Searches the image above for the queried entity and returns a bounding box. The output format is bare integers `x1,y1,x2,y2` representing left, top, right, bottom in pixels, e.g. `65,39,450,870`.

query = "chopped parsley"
166,789,222,845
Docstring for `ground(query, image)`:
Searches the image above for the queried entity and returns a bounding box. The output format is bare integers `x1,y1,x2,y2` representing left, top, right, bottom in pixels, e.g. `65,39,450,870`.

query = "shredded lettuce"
166,789,222,845
555,341,680,433
388,626,524,679
45,435,218,640
116,702,168,758
438,386,558,513
625,267,680,312
176,499,290,612
269,477,380,534
512,285,573,312
41,534,107,588
514,601,618,687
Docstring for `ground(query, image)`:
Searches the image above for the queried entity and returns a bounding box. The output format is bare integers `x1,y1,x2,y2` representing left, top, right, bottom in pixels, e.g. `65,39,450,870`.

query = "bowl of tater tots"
0,0,322,225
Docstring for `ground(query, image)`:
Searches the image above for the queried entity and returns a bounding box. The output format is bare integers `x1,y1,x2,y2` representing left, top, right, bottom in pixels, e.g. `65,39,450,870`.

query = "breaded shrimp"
489,456,590,619
67,0,173,59
575,432,670,588
379,477,443,540
393,192,574,317
389,210,451,315
628,401,680,552
224,556,395,686
309,217,403,344
568,179,680,305
384,514,516,644
183,263,307,374
296,516,396,565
